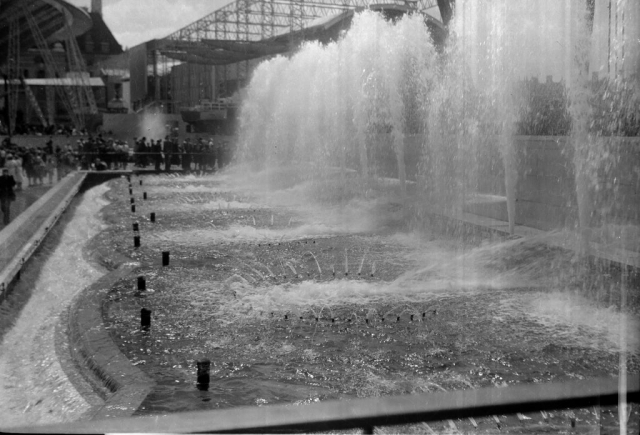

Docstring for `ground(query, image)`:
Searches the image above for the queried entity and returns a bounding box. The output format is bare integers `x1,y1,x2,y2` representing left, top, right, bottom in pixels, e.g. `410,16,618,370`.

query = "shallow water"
99,172,639,429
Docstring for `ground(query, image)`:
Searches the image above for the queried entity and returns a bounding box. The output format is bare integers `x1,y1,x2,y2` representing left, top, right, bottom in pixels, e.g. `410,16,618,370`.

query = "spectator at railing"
0,167,17,225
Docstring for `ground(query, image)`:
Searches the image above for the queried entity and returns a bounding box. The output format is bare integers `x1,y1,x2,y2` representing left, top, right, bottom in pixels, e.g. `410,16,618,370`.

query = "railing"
16,375,639,433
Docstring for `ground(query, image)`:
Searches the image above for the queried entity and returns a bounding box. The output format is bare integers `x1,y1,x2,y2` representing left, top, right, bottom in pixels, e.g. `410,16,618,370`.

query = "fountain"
239,0,639,245
1,1,639,432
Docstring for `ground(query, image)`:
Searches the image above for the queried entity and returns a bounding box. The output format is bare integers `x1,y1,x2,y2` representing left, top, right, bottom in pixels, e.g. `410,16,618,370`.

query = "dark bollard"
365,319,369,324
137,276,146,291
139,180,143,186
133,222,139,232
196,359,210,390
284,314,288,320
143,192,147,200
150,212,156,222
129,188,133,195
131,197,135,204
422,312,426,318
397,316,400,322
410,314,414,321
134,235,140,248
127,175,131,182
131,204,136,213
162,251,170,266
141,308,151,330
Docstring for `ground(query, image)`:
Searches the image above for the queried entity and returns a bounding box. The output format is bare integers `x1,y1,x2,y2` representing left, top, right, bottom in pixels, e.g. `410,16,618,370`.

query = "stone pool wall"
397,135,640,232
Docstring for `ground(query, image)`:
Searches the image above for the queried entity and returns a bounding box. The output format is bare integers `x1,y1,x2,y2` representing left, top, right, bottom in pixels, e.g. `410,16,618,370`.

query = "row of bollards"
128,175,156,246
127,176,215,390
274,310,436,324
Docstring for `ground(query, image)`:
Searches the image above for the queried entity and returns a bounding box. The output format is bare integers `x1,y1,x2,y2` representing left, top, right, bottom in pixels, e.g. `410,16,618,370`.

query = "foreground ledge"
15,375,639,434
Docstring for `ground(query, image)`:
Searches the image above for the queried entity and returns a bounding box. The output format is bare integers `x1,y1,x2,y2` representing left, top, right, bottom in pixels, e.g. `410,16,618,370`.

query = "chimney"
91,0,102,15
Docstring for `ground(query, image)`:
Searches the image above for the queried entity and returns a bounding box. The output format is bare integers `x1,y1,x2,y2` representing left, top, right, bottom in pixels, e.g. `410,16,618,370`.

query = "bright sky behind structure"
66,0,231,49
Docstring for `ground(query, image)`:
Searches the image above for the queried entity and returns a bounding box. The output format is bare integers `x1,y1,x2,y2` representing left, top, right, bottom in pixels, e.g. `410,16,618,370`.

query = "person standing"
152,139,163,171
164,137,173,172
0,168,17,226
5,154,22,191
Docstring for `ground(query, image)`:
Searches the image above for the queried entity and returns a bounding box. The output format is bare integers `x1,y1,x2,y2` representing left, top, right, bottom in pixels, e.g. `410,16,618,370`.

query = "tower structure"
91,0,103,15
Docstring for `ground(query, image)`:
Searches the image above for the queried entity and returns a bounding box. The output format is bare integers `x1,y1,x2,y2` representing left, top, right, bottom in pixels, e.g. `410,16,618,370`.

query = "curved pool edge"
62,260,155,420
60,174,156,420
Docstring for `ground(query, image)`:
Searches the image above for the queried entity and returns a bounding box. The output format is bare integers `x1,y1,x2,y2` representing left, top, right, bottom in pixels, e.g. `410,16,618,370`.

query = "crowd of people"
87,135,232,173
0,135,78,225
0,122,89,138
0,132,234,225
0,136,77,189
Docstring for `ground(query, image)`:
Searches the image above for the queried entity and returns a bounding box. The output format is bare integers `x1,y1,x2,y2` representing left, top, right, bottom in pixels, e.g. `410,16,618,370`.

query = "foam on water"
143,171,640,357
151,200,260,213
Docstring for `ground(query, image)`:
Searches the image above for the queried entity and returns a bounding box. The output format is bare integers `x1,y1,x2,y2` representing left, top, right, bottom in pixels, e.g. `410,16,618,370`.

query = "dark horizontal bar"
15,375,639,434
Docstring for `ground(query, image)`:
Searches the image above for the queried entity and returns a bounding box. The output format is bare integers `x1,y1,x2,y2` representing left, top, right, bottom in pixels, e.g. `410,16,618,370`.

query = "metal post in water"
162,251,170,266
140,180,143,186
131,204,136,213
143,192,147,200
134,235,140,248
129,188,133,195
133,222,139,232
197,359,211,390
150,212,156,222
137,276,146,291
131,198,135,204
141,308,151,330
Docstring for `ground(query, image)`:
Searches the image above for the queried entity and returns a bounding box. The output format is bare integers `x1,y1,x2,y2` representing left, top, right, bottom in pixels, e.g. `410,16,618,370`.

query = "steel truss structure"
165,0,439,43
147,0,440,103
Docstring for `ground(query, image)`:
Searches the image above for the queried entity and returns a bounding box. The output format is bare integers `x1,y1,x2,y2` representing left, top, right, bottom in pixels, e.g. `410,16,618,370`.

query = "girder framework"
165,0,439,43
156,0,441,104
6,16,20,135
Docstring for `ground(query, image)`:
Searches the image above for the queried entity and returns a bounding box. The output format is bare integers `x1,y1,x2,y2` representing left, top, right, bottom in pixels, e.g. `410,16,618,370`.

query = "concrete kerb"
63,260,155,420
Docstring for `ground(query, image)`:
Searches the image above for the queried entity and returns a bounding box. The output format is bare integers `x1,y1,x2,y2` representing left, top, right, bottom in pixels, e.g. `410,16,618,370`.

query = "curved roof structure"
0,0,92,69
153,0,447,66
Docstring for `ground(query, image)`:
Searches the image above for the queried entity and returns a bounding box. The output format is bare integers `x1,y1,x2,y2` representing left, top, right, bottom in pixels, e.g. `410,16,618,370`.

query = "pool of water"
96,170,639,430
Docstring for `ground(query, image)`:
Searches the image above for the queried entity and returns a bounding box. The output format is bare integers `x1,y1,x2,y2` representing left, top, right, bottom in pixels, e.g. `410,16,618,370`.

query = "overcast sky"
66,0,231,49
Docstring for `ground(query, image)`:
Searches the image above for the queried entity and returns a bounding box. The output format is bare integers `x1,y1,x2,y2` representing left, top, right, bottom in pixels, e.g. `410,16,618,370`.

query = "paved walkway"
0,185,52,230
0,172,86,296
